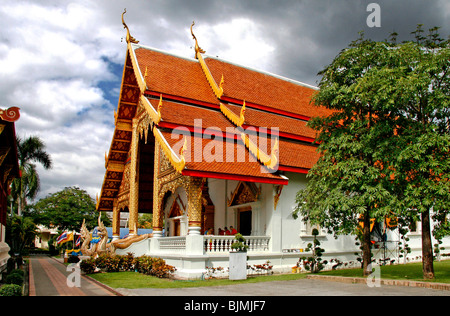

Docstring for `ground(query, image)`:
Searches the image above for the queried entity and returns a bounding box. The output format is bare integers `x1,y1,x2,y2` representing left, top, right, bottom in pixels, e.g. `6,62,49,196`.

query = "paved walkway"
28,256,118,296
115,277,449,296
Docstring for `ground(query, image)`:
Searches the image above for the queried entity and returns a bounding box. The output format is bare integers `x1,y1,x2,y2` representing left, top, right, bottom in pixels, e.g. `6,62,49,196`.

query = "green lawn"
87,260,450,289
88,271,307,289
320,259,450,283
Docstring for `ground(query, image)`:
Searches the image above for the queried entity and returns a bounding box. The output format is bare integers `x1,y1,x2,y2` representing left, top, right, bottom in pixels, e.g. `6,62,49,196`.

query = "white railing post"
186,234,204,255
203,236,270,254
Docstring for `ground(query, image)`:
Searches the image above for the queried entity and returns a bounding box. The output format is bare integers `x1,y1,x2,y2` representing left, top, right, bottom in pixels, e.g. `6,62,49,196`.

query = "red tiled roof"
226,103,317,142
204,57,334,119
136,46,326,178
97,41,333,210
134,48,218,105
158,129,286,183
146,97,231,132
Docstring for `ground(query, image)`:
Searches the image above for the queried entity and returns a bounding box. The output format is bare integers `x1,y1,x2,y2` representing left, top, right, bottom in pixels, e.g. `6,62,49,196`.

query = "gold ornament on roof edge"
190,21,205,57
122,8,139,44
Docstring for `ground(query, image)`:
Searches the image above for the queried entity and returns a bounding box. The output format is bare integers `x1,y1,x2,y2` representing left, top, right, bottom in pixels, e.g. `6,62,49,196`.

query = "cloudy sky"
1,0,449,202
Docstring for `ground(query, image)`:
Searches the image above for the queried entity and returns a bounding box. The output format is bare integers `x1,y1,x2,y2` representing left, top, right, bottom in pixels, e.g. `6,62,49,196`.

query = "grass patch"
87,271,308,289
320,260,450,283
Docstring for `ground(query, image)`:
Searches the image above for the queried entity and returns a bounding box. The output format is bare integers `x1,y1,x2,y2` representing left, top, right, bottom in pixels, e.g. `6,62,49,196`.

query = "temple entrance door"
173,219,181,236
238,206,252,236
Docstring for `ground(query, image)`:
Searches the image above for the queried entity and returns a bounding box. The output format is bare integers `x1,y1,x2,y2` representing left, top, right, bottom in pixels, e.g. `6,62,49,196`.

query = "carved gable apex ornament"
228,181,261,207
0,107,20,122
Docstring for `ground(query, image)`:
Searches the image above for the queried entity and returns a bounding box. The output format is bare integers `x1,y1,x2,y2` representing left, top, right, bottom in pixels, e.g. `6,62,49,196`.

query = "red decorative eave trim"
278,165,310,174
144,91,220,110
182,169,289,185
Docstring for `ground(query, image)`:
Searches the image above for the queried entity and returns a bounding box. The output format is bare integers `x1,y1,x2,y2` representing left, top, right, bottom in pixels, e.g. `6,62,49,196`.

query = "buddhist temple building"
0,106,20,277
96,13,450,278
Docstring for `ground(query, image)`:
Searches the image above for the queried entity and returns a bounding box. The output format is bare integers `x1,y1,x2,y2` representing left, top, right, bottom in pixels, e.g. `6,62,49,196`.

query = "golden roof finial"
180,136,188,158
157,94,163,118
239,100,246,126
219,74,225,91
190,21,205,58
144,66,148,82
122,8,139,44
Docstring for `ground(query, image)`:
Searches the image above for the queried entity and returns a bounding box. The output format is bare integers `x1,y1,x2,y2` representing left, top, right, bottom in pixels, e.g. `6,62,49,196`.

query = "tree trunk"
362,211,372,276
421,209,435,279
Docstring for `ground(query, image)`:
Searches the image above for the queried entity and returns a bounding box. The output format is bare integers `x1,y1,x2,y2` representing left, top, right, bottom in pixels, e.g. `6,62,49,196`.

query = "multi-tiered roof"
96,18,332,212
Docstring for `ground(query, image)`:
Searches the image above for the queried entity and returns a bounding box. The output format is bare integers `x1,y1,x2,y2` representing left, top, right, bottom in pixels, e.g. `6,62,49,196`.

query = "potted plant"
301,228,326,273
229,233,248,280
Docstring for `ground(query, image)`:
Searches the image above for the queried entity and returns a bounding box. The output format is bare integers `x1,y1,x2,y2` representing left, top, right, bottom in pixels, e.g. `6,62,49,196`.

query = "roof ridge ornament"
122,8,139,44
190,21,205,58
0,107,20,122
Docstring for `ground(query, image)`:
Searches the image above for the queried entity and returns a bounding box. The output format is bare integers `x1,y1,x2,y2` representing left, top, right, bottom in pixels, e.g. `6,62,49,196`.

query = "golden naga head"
122,8,139,44
190,21,205,57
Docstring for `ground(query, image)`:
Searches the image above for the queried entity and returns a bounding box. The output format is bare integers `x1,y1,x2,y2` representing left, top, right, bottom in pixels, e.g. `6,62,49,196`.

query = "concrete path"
115,276,449,296
28,256,118,296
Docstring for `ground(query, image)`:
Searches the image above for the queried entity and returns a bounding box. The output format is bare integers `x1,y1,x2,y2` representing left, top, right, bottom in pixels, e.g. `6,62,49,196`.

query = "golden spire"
219,75,225,91
239,100,246,126
122,8,139,44
190,21,205,58
157,94,163,118
144,66,148,83
180,136,188,159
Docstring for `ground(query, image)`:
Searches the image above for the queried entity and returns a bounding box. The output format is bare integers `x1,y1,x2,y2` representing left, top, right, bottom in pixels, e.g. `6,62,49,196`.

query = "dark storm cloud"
122,0,450,85
2,0,448,200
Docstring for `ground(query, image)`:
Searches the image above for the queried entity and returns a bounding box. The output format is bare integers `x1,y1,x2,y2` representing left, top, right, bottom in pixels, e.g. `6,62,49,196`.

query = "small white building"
34,225,58,249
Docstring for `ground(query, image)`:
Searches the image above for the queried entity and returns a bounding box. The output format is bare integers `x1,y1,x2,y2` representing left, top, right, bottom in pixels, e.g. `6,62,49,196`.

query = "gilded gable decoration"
169,195,186,218
240,132,279,170
228,181,261,207
190,21,224,98
220,101,246,127
153,128,187,173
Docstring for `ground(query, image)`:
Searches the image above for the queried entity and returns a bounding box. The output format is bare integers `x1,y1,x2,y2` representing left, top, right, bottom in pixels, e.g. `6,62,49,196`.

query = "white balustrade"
158,236,186,254
204,236,270,253
152,235,270,255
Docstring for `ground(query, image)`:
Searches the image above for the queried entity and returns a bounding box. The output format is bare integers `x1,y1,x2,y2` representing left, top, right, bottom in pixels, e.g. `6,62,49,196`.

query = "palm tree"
11,136,52,215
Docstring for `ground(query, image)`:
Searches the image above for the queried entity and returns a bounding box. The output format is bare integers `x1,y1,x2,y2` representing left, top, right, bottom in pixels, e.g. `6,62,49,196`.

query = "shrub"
10,269,25,277
0,284,22,296
80,258,96,274
134,255,157,275
301,228,326,273
149,258,176,278
231,233,248,252
6,273,23,286
79,253,176,278
68,255,80,264
121,252,135,271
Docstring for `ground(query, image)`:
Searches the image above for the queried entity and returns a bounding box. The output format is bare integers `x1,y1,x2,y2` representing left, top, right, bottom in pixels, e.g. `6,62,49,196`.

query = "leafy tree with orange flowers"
294,25,449,279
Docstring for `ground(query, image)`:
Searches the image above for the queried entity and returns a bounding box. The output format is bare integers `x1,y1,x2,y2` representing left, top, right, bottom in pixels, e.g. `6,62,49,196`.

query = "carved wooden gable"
169,195,185,218
227,181,261,207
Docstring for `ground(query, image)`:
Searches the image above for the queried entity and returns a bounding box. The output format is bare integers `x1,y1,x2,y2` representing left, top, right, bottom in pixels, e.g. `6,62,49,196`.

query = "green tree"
6,215,37,256
390,25,450,279
28,186,110,232
138,213,153,229
11,136,52,215
294,26,449,279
